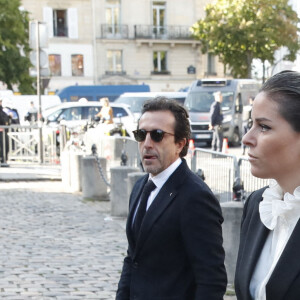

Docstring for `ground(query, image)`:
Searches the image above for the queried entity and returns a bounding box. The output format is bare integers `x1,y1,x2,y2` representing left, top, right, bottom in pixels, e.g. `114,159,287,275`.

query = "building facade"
21,0,225,93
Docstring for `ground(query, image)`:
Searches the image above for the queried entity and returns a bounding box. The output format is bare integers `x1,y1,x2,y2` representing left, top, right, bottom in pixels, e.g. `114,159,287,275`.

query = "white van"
114,92,187,121
184,78,260,146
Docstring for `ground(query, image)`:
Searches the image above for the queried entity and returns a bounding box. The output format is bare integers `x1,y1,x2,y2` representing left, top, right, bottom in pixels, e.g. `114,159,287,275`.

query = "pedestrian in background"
235,70,300,300
96,97,113,124
116,97,227,300
210,91,224,152
2,98,20,125
25,101,38,124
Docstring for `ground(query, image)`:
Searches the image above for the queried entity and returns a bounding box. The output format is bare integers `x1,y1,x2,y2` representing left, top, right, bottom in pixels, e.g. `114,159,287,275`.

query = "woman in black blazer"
235,71,300,300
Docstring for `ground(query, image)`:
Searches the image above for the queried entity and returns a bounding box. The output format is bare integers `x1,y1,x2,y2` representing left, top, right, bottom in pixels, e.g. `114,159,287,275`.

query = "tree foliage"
0,0,35,93
192,0,300,78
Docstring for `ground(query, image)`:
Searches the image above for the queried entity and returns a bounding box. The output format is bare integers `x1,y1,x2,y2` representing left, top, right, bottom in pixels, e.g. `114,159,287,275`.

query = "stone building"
21,0,225,93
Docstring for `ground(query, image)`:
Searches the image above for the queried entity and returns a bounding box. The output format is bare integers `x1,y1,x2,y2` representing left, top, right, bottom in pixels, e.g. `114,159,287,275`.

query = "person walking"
210,91,224,152
235,70,300,300
116,97,227,300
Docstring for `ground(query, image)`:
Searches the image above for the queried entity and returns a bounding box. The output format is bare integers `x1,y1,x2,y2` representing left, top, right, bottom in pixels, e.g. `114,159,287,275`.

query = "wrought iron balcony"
105,71,127,76
101,24,129,39
151,70,171,75
53,25,68,37
134,25,193,40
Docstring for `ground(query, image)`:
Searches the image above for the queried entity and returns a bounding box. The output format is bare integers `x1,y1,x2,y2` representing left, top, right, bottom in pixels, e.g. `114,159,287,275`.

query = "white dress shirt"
250,180,300,300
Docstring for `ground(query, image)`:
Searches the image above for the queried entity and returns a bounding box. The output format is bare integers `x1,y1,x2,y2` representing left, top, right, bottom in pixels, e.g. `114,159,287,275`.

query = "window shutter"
67,8,78,39
43,7,53,38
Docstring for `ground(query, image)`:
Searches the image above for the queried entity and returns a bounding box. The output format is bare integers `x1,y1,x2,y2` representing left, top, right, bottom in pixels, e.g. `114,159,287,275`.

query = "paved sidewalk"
0,176,236,299
0,164,61,181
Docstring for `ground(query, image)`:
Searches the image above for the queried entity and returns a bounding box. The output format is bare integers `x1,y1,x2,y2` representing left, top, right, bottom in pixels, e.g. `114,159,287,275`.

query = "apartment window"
152,2,166,36
53,10,68,37
71,54,84,76
207,53,216,75
153,51,167,73
107,50,122,73
106,0,120,35
49,54,61,76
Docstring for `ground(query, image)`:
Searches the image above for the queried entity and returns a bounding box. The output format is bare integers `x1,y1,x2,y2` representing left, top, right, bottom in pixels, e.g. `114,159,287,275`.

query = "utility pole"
35,20,43,163
30,20,49,163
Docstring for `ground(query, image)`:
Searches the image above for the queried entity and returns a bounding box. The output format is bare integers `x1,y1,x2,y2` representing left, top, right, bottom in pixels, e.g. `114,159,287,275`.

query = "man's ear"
176,138,187,154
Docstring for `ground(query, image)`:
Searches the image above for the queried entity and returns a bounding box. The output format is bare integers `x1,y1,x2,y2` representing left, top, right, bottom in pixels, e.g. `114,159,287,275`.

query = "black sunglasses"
133,129,175,143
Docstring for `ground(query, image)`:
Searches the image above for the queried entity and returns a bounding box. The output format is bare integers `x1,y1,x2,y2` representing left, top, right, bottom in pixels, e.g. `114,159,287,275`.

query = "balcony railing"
151,70,170,75
134,25,193,40
105,71,127,76
53,25,68,37
101,24,129,39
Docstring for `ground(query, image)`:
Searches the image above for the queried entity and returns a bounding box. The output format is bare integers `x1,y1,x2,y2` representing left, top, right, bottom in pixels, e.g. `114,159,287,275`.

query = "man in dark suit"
116,97,227,300
210,91,224,152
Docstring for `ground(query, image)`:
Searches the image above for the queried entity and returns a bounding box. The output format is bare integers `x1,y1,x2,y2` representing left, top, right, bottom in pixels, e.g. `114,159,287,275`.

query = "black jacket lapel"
236,188,269,299
126,175,148,250
133,160,189,259
266,219,300,300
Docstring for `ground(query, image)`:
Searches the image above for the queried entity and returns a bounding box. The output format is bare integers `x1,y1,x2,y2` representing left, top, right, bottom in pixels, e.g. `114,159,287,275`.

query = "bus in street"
57,84,150,102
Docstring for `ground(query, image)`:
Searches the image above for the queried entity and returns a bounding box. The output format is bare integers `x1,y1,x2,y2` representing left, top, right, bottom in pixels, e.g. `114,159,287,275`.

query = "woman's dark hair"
260,70,300,132
140,97,191,157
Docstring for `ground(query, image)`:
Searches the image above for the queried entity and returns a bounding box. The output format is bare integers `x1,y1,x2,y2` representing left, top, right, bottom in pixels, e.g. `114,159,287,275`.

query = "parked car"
42,101,136,155
43,101,136,137
114,92,187,121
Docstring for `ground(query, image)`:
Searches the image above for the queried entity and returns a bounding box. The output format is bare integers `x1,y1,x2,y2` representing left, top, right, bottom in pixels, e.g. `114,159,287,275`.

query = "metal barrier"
191,148,238,202
237,157,270,199
0,125,59,165
191,148,270,203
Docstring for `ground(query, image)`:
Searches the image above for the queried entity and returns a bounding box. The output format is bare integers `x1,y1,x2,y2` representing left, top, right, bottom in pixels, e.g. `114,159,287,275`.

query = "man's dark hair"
140,96,190,157
260,70,300,132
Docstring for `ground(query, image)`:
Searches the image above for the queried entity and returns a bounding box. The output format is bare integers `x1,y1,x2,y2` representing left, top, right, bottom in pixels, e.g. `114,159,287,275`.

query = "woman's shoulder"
244,186,268,211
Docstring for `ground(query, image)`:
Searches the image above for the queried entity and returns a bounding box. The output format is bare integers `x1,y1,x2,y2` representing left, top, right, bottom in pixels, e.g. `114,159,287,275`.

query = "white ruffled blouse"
249,180,300,300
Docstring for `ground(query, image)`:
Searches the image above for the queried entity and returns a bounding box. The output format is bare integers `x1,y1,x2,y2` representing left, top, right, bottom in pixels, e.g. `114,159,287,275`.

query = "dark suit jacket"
235,187,300,300
116,159,227,300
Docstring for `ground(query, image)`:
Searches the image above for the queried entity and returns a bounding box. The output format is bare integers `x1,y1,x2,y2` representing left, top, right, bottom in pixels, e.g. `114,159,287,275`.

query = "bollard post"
81,156,109,201
61,150,70,189
110,166,139,217
69,152,83,192
220,201,243,284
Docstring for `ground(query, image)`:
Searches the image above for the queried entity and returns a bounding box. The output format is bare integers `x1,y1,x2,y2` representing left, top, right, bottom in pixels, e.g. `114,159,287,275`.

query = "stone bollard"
221,201,244,284
69,152,83,192
110,166,139,217
61,150,84,193
61,150,70,190
81,156,109,201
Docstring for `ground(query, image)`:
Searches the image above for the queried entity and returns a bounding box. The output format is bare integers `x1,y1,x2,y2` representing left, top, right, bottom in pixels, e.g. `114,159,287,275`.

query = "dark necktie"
133,180,156,240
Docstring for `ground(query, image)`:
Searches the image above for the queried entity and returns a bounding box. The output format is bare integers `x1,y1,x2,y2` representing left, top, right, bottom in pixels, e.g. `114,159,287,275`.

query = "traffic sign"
30,50,48,68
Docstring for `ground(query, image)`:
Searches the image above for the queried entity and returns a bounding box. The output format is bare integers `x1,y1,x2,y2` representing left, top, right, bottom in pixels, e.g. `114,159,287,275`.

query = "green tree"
192,0,300,78
0,0,35,93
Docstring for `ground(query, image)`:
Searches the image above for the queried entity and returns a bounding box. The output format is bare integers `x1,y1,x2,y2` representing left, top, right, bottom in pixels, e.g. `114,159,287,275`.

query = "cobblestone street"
0,181,127,299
